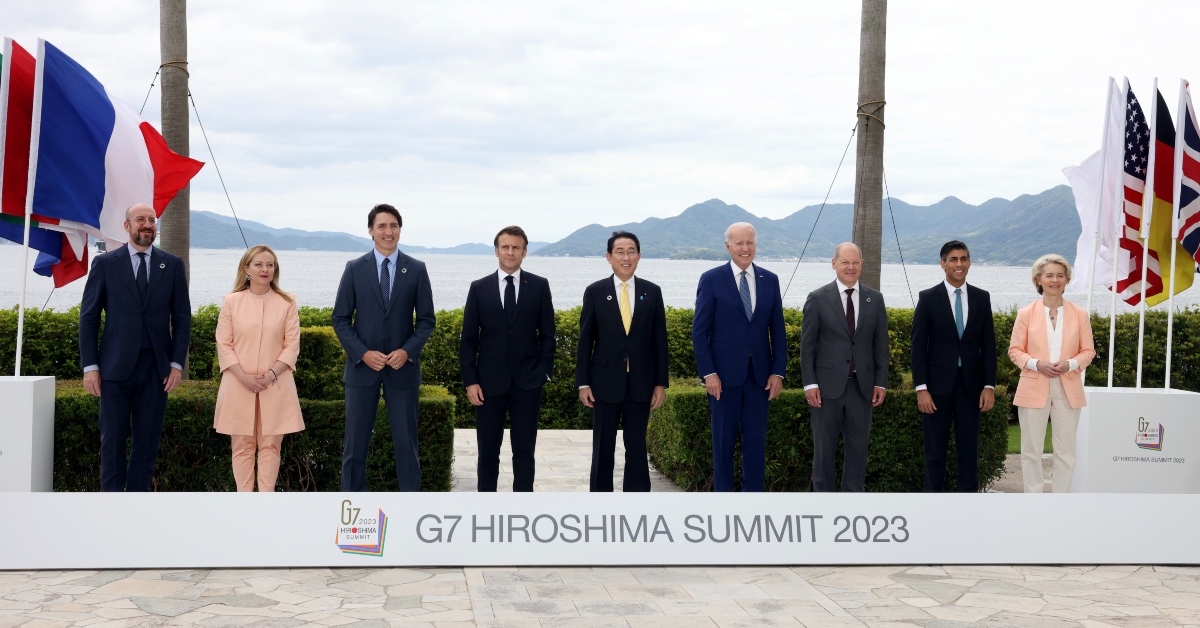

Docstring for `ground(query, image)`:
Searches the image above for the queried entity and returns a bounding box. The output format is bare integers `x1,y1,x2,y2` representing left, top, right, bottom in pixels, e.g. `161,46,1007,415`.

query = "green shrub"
646,386,1009,492
53,380,455,492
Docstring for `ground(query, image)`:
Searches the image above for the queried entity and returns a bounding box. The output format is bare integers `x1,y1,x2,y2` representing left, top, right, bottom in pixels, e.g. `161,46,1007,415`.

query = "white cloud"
7,0,1199,246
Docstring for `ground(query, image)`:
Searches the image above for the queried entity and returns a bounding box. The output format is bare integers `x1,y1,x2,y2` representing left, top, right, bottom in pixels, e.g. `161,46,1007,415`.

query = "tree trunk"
159,0,189,281
851,0,886,290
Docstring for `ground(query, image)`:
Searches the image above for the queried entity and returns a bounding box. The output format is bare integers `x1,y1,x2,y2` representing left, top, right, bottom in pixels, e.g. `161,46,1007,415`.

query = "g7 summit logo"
335,500,388,556
1135,417,1164,451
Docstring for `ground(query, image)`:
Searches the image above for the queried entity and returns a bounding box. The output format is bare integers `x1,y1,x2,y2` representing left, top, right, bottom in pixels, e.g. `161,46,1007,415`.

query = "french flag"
26,39,203,257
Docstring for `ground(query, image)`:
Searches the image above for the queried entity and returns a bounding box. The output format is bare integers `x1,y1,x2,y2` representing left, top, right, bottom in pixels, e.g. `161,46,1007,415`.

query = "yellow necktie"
619,282,632,334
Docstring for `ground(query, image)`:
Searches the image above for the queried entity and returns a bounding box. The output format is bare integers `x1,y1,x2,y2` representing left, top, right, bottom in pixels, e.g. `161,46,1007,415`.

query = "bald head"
124,203,158,250
832,241,862,286
125,203,154,222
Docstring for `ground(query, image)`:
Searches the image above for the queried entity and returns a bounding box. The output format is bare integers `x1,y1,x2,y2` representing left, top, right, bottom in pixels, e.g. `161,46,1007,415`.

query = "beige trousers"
1017,377,1080,493
230,399,284,492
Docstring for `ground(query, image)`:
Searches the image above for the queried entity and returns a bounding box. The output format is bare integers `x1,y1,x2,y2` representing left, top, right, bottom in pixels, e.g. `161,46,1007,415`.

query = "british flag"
1176,85,1200,265
1115,85,1163,305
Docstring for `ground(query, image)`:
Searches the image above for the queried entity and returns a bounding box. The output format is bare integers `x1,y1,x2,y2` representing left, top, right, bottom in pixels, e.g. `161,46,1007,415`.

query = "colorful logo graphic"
1135,417,1164,451
336,500,388,556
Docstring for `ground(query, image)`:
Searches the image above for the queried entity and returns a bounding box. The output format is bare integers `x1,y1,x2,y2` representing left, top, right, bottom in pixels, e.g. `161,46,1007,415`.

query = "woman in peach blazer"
214,245,304,492
1008,254,1096,493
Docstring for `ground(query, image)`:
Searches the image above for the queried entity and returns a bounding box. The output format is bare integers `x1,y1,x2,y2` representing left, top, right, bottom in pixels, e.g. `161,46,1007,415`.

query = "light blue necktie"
739,271,753,320
954,287,964,366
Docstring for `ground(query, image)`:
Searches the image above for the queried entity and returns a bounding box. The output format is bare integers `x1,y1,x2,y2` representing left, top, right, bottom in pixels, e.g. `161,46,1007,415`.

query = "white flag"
1064,77,1125,294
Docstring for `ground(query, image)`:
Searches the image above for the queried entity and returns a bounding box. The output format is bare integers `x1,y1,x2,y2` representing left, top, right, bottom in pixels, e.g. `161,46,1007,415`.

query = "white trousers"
1017,377,1080,493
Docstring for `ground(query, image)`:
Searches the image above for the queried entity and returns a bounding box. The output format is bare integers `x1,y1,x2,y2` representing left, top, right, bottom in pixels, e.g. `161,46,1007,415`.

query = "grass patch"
1007,422,1053,455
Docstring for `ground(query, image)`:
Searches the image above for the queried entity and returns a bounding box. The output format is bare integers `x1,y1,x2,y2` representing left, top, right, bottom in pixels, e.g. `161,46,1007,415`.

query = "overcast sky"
7,1,1200,246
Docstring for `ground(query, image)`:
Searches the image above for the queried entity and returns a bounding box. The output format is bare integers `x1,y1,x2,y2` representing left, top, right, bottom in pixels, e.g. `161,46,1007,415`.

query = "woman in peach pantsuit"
1008,254,1096,493
214,245,304,492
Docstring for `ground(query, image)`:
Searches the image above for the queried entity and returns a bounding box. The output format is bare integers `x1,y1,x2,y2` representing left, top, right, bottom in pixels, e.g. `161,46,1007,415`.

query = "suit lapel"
934,282,956,332
605,276,625,332
512,272,533,323
364,253,386,311
389,252,410,311
112,246,142,304
828,281,852,337
628,279,651,333
750,264,768,323
142,248,165,309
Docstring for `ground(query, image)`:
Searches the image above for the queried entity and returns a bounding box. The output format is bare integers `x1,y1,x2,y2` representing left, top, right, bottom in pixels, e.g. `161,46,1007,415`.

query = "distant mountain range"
536,185,1081,266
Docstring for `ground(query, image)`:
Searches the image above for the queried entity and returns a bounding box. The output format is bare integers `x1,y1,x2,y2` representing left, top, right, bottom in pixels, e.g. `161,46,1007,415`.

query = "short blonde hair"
1031,254,1072,295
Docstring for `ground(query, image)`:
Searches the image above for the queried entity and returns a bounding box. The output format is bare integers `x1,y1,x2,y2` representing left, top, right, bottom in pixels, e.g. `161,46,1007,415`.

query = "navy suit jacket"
332,250,436,388
459,270,556,395
691,263,787,388
910,282,997,397
575,275,669,404
79,245,191,382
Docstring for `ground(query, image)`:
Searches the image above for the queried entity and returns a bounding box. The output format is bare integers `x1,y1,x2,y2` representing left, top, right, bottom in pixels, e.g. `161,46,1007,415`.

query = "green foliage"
0,305,84,379
188,304,220,380
647,386,1010,492
53,380,455,492
293,326,348,401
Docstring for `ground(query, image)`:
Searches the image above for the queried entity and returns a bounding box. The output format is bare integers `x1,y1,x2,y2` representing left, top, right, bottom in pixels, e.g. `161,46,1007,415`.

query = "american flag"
1116,87,1163,305
1177,84,1200,265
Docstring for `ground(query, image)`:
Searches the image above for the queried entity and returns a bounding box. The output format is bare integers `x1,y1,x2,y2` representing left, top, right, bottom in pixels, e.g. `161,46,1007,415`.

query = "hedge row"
646,385,1011,492
53,380,456,492
8,305,1200,428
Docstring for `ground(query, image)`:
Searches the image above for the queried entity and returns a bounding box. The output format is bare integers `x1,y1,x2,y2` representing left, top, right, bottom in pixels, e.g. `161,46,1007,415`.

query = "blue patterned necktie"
739,271,752,320
954,287,964,366
136,252,148,298
380,258,391,312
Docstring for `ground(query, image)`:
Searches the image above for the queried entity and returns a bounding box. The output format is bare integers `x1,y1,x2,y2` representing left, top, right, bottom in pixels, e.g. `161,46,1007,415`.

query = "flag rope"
187,89,248,249
883,168,915,307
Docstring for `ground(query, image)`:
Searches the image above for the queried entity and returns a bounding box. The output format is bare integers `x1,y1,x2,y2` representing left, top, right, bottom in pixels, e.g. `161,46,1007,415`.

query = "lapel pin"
159,263,165,269
639,295,644,301
607,295,613,300
401,267,407,274
866,297,871,302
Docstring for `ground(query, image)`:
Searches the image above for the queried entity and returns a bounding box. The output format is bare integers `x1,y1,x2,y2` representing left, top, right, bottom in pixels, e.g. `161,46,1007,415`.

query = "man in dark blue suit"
691,222,787,492
459,226,556,492
910,240,997,492
332,204,436,492
79,203,191,492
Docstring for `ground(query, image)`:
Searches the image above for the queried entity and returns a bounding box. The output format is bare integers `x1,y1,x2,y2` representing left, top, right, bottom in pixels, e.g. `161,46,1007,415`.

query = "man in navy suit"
910,240,996,492
691,222,787,492
459,226,556,492
79,203,192,492
332,204,436,492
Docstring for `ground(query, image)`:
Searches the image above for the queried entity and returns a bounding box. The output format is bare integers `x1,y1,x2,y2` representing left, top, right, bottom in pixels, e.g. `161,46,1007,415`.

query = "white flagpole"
17,39,47,377
1109,78,1131,387
1086,78,1117,317
0,38,15,376
1165,79,1188,389
1136,77,1158,389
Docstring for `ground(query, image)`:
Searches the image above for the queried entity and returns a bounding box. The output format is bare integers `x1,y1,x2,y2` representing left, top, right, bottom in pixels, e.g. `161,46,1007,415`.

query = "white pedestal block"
1071,386,1200,493
0,376,55,492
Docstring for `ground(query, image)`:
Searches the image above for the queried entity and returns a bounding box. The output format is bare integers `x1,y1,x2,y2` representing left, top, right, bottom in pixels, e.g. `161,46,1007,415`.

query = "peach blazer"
213,290,304,436
1007,298,1096,409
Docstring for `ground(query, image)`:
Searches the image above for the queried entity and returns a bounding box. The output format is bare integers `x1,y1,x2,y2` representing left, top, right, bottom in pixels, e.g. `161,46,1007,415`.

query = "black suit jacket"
331,250,436,389
79,245,191,381
459,270,556,395
910,282,997,397
575,275,669,404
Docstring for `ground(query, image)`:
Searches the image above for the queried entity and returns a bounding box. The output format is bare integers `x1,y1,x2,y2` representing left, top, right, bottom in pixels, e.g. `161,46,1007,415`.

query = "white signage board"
0,376,55,492
1071,387,1200,493
3,492,1200,569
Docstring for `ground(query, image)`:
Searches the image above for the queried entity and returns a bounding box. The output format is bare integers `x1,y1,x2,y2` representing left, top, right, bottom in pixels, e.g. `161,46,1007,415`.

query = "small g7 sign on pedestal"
0,376,55,492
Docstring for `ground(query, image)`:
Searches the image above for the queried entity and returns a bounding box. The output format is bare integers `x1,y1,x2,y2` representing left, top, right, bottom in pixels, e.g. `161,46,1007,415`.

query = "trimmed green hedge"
646,385,1011,492
53,380,455,492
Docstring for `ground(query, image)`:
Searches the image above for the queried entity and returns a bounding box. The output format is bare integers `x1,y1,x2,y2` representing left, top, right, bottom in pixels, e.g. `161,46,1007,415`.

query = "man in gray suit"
801,242,889,492
333,204,436,492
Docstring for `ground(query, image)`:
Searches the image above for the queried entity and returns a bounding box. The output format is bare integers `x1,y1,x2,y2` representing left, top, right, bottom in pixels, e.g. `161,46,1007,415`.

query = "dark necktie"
739,271,753,320
845,288,856,375
380,258,391,313
136,252,148,298
504,275,516,323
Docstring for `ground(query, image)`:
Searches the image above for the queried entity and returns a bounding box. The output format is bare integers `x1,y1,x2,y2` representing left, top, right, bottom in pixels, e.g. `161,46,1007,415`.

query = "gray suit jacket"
800,280,889,399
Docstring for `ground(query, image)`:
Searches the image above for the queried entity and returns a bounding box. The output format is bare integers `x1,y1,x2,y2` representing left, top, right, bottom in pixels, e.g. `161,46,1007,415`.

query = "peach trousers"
231,397,285,492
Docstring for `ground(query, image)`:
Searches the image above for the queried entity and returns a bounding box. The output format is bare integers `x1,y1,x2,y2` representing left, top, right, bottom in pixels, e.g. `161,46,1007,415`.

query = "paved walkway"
3,430,1191,627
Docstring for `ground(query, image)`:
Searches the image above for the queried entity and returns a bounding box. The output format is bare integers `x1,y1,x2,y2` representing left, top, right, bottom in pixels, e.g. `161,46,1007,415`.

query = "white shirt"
730,261,756,313
372,248,399,293
497,268,522,304
83,243,181,374
914,280,993,392
804,279,862,392
1025,304,1079,373
614,275,636,315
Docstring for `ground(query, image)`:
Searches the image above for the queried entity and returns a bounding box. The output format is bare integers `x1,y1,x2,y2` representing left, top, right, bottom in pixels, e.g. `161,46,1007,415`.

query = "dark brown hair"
493,225,528,248
367,204,402,229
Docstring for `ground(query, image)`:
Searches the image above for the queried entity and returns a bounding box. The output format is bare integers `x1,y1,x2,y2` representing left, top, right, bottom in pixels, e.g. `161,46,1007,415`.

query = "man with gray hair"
692,222,787,492
800,241,888,492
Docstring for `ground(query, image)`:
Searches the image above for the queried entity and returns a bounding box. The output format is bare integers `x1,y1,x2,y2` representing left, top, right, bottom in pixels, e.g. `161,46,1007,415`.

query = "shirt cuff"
83,365,99,373
915,384,928,391
803,384,819,391
1068,359,1079,372
170,362,183,372
579,385,590,390
985,385,995,389
703,373,717,379
1025,358,1038,371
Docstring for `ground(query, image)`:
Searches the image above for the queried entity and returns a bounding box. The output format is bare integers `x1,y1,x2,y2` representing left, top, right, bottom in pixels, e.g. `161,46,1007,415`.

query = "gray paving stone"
67,571,135,587
130,595,208,616
383,595,422,610
201,594,280,608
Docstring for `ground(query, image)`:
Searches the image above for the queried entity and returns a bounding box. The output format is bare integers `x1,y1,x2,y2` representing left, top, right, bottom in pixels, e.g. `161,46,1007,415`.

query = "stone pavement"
3,430,1194,627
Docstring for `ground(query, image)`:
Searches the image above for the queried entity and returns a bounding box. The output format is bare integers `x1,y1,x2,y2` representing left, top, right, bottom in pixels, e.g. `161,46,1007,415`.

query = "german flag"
1146,89,1194,306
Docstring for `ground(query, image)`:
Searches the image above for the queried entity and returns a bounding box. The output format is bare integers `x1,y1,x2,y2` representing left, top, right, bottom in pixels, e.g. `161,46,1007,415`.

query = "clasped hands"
231,364,277,394
1035,360,1072,378
362,348,409,372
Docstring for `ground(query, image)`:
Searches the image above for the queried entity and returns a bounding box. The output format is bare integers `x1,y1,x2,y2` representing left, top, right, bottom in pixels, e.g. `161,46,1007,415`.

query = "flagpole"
1136,77,1158,389
1165,79,1188,390
1109,79,1130,387
1086,78,1117,317
17,40,47,377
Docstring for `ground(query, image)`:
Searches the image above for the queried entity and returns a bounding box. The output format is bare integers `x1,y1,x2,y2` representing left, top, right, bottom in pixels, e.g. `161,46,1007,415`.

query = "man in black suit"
910,240,996,492
801,242,889,492
79,203,191,492
332,204,436,492
576,231,669,492
459,226,556,492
